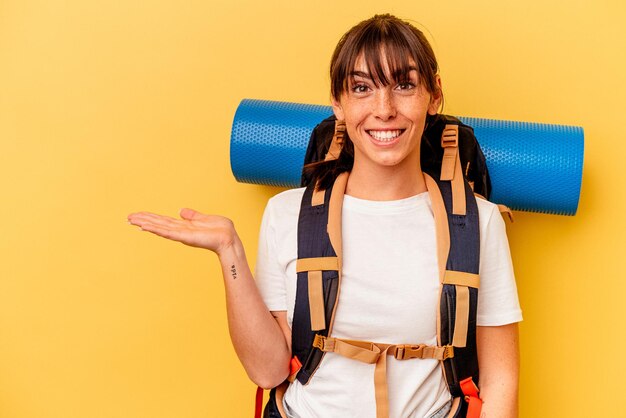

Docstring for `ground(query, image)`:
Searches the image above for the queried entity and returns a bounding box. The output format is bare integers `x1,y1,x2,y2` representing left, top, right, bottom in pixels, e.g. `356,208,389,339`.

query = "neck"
346,157,427,201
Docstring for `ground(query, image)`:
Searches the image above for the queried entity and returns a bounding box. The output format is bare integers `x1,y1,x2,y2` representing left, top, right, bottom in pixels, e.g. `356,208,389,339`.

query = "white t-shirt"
255,187,522,418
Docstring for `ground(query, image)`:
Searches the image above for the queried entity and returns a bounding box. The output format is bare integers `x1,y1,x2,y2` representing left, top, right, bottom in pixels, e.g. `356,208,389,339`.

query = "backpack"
260,114,488,418
301,113,492,200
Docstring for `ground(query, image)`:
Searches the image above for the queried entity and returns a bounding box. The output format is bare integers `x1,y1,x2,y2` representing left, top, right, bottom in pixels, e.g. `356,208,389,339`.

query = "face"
332,53,441,173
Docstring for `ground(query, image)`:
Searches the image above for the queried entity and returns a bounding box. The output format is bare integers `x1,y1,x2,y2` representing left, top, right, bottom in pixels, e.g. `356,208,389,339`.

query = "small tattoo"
230,264,237,280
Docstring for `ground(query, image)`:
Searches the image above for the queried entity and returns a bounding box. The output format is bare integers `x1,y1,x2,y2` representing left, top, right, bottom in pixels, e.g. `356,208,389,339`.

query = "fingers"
127,209,234,251
136,221,189,244
128,211,183,229
180,208,218,224
127,210,207,248
179,208,198,220
128,210,213,231
130,217,217,250
128,213,192,243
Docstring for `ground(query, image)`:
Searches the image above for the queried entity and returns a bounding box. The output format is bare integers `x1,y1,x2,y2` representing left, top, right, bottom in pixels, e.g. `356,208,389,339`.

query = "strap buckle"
460,377,482,418
393,344,455,360
394,344,426,360
441,126,459,148
313,334,334,352
442,345,455,360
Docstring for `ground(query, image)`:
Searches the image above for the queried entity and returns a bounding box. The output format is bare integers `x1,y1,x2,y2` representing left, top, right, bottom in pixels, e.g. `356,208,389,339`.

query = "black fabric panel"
437,180,480,275
440,284,479,396
440,283,457,390
421,114,491,200
300,116,335,187
292,183,339,385
263,388,282,418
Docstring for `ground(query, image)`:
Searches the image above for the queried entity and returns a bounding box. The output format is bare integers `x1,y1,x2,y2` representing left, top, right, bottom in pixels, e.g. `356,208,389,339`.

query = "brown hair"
330,14,441,100
305,14,442,189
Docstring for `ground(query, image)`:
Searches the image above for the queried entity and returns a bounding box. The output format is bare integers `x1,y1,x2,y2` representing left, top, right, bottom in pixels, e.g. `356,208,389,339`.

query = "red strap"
459,377,479,397
459,377,482,418
255,357,300,418
290,356,302,375
287,355,302,382
255,386,264,418
465,395,483,418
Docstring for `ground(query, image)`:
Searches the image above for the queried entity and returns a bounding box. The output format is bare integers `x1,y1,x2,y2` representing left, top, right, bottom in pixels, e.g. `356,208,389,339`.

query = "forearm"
218,238,291,388
476,323,520,418
127,209,291,387
478,371,519,418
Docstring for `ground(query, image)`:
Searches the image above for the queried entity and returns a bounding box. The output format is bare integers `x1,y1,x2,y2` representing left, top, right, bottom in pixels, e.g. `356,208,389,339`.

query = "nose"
373,88,397,121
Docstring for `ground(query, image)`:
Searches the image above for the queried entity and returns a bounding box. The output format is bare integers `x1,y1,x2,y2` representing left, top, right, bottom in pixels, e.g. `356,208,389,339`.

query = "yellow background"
1,0,624,417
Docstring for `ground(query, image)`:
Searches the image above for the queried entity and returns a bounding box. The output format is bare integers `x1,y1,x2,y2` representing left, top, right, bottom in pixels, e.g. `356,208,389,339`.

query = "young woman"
128,14,521,418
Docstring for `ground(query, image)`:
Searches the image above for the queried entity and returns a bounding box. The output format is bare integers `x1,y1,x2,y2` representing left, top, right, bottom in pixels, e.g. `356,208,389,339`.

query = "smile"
366,129,405,142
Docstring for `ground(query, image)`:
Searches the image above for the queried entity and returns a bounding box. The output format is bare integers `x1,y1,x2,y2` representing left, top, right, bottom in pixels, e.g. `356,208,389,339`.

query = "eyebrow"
349,70,372,79
349,66,419,81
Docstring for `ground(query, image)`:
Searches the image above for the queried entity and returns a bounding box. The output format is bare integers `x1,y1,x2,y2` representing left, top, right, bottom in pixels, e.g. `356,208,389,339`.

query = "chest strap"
313,334,454,418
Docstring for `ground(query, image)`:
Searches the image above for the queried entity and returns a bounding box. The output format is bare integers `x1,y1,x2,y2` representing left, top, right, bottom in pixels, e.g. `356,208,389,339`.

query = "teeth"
368,130,402,141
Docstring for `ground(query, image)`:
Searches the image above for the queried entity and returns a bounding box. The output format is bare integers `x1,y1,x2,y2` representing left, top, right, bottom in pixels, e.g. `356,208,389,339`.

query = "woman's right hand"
127,208,238,256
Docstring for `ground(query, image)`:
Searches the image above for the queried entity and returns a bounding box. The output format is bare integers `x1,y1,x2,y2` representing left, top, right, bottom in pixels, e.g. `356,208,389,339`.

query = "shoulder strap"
292,173,347,385
425,171,480,398
293,161,480,398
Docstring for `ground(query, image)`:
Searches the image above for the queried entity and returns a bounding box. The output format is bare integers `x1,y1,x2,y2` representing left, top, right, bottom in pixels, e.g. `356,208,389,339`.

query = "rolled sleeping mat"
230,99,584,215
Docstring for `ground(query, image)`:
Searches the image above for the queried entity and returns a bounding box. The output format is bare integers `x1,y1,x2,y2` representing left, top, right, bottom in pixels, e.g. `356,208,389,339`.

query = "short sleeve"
255,199,288,312
476,204,523,326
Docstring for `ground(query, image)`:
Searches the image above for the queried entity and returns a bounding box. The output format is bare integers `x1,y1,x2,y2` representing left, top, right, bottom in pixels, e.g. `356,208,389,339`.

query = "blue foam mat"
230,99,584,215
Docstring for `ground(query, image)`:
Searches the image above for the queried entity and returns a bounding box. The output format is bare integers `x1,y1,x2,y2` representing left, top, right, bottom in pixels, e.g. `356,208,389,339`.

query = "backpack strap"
497,204,515,222
324,119,345,162
440,124,467,216
289,170,480,416
425,172,482,416
291,172,348,385
311,334,454,418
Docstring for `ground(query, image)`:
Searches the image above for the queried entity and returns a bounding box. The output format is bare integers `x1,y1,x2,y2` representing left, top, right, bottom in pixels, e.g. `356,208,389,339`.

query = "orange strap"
313,335,453,418
295,256,340,332
497,204,515,222
324,120,346,161
460,377,483,418
440,125,458,181
440,124,466,216
287,356,302,382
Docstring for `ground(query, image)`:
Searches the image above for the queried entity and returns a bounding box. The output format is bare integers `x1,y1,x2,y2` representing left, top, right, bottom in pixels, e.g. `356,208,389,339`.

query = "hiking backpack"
261,114,491,418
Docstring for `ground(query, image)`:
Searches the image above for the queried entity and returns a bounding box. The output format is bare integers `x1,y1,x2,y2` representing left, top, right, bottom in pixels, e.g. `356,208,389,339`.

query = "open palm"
128,208,237,255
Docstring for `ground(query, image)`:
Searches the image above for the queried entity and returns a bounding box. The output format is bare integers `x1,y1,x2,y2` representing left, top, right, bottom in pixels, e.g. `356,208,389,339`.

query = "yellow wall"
1,1,624,417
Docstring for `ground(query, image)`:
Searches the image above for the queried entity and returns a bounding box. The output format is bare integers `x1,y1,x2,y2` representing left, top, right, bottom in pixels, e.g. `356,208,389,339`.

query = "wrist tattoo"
230,264,237,280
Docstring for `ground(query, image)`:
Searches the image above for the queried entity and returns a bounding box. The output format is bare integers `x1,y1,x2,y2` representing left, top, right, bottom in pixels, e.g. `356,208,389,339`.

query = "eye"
351,83,371,94
396,81,416,91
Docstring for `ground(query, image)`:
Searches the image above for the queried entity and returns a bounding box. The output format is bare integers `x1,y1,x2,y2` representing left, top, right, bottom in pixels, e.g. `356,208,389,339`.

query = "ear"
427,75,443,115
331,97,345,121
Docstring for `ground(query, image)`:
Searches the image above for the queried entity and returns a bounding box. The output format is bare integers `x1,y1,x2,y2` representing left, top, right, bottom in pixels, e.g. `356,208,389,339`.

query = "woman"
128,14,521,418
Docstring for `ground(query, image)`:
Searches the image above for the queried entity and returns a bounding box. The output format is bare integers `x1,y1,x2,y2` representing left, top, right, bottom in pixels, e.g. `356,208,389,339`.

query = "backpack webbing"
292,171,479,374
279,117,484,417
425,173,480,397
291,172,347,385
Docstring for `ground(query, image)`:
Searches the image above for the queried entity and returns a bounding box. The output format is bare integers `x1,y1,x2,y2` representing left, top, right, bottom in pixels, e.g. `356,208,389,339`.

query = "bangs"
330,15,439,99
359,38,418,89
